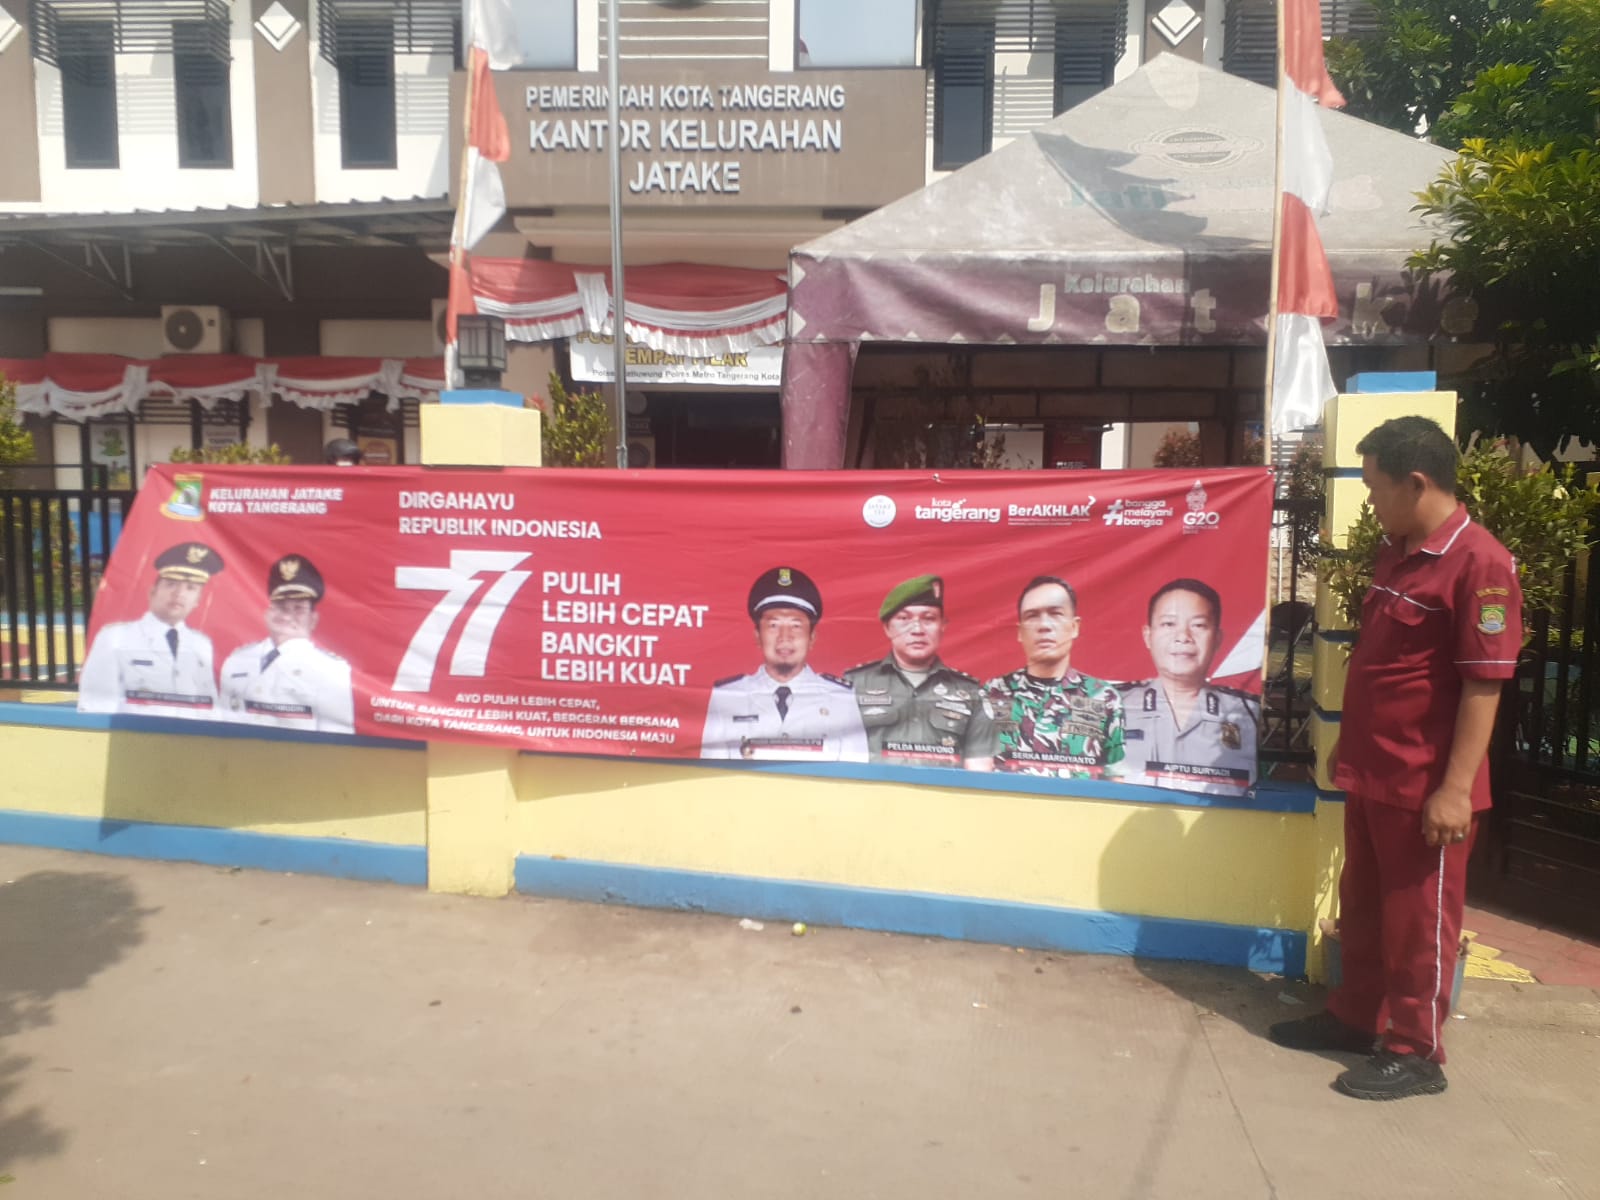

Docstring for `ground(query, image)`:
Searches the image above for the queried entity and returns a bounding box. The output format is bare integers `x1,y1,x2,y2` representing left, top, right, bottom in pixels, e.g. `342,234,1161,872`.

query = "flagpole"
447,47,484,391
605,0,629,468
1263,0,1288,469
1262,0,1290,697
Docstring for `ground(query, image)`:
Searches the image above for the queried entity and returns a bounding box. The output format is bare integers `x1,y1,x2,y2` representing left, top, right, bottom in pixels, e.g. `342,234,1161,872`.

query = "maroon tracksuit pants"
1325,792,1475,1064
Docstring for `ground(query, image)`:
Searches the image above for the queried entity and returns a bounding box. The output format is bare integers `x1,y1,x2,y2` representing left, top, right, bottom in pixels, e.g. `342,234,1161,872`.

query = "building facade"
1,0,1391,475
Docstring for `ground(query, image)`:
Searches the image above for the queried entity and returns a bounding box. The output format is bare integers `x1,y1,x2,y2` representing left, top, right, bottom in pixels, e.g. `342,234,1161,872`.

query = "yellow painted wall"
0,725,427,846
516,756,1320,933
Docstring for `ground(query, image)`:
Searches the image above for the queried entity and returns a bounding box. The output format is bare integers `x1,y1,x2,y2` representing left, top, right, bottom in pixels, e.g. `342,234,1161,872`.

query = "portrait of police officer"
845,575,996,771
219,555,355,734
984,575,1125,779
700,566,868,762
78,542,224,716
1117,578,1260,795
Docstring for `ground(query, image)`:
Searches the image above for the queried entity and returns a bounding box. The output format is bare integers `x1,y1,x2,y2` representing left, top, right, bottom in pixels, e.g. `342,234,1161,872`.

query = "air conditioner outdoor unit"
626,435,656,469
160,305,231,354
430,297,450,354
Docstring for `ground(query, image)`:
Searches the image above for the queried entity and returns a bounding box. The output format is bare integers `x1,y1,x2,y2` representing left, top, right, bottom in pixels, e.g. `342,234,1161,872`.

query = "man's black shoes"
1335,1049,1448,1100
1268,1010,1379,1055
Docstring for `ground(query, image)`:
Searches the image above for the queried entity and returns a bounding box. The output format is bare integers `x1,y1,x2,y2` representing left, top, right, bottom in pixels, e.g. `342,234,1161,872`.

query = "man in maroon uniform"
1270,416,1522,1100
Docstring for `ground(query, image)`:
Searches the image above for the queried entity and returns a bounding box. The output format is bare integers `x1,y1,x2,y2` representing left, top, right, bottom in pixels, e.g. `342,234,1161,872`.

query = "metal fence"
1483,523,1600,931
0,467,138,690
1257,495,1319,777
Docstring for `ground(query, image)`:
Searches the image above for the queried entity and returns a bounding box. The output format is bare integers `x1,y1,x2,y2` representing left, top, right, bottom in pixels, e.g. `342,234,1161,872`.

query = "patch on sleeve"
1477,603,1507,634
1476,586,1509,598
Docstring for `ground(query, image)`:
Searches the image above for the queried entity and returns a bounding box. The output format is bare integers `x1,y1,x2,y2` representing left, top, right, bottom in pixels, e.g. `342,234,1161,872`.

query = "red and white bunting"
0,354,446,420
465,259,789,356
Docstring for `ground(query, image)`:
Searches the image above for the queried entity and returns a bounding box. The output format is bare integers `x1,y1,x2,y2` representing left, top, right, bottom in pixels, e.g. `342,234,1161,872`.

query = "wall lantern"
456,314,508,388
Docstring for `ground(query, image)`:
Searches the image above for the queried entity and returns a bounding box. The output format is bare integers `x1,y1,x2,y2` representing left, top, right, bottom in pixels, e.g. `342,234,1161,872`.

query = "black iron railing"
1479,519,1600,933
1258,494,1320,775
0,466,137,690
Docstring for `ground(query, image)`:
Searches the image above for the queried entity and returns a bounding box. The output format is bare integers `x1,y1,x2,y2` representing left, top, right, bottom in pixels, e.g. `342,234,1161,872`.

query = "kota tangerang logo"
161,474,206,522
914,497,1001,524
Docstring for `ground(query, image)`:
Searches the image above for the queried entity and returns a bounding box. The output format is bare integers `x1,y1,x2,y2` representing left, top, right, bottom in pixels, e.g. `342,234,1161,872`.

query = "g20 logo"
1182,511,1221,528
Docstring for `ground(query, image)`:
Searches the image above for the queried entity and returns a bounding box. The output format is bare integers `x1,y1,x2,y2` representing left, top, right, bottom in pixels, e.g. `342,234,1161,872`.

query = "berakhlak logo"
161,474,205,522
1007,497,1096,525
862,494,897,529
1183,479,1221,530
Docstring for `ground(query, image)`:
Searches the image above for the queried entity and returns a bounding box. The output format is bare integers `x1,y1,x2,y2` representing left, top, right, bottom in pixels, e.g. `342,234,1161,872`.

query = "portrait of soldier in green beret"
844,574,997,771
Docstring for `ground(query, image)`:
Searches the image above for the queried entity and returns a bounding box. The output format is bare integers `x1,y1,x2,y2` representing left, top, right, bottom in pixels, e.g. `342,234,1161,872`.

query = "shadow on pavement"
0,869,154,1171
1097,807,1360,1069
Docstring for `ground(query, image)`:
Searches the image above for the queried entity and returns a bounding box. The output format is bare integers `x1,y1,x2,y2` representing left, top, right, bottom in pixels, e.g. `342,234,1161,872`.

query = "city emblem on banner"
161,474,206,522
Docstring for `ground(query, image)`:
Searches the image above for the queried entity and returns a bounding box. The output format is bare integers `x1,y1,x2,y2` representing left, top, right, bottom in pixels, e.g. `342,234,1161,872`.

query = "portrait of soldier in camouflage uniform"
984,575,1125,779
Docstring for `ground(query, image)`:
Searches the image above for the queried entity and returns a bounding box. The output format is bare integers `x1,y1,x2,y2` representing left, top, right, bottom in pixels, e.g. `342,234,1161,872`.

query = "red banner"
80,465,1273,796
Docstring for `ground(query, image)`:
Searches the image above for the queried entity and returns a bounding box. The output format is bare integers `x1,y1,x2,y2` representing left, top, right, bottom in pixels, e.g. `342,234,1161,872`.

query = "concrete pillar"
1305,389,1457,979
418,391,542,896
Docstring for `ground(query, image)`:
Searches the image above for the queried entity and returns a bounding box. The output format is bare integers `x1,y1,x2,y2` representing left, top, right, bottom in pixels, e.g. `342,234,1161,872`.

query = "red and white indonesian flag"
461,37,511,252
1270,0,1345,435
447,0,515,345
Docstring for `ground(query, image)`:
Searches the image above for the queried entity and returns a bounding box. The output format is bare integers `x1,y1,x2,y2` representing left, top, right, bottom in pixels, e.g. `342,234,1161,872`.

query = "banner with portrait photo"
80,464,1273,797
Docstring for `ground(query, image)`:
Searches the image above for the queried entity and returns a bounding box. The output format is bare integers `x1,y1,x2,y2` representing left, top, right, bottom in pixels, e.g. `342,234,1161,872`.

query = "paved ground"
1465,903,1600,988
1,845,1597,1200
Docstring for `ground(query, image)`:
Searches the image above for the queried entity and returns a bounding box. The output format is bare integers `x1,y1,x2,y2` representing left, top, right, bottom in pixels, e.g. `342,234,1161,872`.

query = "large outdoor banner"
80,465,1273,797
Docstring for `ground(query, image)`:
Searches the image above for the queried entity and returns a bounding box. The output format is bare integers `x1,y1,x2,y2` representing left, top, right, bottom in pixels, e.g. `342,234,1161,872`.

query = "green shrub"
169,443,292,465
1321,441,1600,629
541,372,613,468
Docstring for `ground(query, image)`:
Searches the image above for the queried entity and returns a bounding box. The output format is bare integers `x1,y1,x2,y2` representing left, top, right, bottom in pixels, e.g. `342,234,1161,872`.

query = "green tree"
541,372,613,468
0,373,34,477
1151,427,1202,468
1333,0,1600,452
1324,0,1554,138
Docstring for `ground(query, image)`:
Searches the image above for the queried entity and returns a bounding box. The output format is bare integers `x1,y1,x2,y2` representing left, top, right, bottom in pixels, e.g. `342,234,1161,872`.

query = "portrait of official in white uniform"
77,542,224,716
700,566,868,763
1116,578,1260,795
219,555,355,734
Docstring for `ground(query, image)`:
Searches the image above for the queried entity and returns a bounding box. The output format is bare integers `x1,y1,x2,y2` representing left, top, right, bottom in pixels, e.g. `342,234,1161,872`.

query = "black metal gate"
1477,541,1600,937
0,467,138,691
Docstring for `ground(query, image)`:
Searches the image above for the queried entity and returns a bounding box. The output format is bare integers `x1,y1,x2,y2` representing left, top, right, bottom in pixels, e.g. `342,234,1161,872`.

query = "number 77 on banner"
392,550,534,691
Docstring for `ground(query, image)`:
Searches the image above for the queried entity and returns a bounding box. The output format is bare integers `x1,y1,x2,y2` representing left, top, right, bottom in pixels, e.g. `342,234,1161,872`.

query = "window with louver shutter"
1222,0,1377,87
931,0,1129,168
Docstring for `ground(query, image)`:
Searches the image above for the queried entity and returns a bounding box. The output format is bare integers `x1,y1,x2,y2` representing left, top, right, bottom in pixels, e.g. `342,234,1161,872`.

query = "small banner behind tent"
80,465,1273,797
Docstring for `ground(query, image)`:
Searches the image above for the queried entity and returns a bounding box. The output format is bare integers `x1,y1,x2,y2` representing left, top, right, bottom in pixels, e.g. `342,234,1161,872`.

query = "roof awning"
788,55,1472,349
0,198,456,304
469,259,787,355
0,353,446,421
